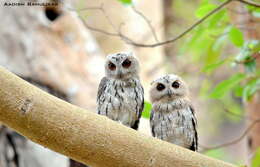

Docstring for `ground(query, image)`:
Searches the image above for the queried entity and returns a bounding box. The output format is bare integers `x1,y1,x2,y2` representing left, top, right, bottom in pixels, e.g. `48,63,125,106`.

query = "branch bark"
0,66,236,167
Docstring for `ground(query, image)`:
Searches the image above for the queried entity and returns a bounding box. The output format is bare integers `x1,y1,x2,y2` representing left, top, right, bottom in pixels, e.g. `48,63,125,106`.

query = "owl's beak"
167,90,173,97
116,71,123,79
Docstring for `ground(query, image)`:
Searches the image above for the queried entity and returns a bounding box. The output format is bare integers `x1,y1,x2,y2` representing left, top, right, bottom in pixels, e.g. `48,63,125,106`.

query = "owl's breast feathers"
97,77,144,129
150,99,198,151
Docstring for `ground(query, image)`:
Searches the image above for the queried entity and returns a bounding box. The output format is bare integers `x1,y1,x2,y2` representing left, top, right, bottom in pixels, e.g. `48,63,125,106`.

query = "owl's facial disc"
150,75,188,103
105,52,139,80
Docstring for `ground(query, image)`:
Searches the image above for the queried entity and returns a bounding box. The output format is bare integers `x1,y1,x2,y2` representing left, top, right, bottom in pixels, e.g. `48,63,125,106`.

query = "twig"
79,16,119,36
131,5,159,42
199,119,260,152
99,4,118,32
75,0,260,48
74,4,120,36
121,0,234,47
235,0,260,7
116,0,230,47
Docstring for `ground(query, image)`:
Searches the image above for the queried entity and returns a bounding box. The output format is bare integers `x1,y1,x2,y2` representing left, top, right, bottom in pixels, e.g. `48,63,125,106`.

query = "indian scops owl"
97,52,144,130
149,74,198,151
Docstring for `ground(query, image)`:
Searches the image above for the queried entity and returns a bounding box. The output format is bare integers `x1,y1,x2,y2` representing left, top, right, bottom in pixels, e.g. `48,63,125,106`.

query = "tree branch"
200,119,260,152
131,5,159,42
79,0,233,47
0,66,236,167
235,0,260,7
76,0,260,48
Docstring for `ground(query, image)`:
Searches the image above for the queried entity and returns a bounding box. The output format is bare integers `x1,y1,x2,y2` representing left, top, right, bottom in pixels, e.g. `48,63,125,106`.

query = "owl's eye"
122,59,131,68
172,81,180,88
156,83,165,91
108,62,116,71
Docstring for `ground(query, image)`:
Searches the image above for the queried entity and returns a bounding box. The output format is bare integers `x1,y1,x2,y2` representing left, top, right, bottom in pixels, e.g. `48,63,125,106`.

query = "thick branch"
0,66,236,167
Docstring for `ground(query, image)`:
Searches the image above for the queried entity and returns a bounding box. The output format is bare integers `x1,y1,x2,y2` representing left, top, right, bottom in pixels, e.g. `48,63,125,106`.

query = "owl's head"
105,52,140,80
149,74,188,103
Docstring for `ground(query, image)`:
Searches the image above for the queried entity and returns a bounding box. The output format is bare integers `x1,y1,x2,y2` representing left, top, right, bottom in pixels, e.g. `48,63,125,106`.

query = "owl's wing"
131,86,144,130
189,105,198,151
139,86,144,117
150,109,155,137
97,77,109,104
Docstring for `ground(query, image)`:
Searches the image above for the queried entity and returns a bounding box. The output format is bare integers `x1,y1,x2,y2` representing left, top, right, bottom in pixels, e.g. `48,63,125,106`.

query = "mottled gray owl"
97,52,144,130
149,74,198,151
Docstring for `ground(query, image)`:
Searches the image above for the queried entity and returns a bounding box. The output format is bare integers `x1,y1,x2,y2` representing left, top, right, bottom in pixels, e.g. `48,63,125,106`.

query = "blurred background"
0,0,260,166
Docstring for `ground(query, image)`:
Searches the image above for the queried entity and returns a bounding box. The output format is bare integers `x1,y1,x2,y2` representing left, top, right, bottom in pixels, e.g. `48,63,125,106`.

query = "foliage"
181,0,260,107
139,1,260,123
117,0,132,5
210,73,246,99
252,147,260,167
178,0,260,164
229,26,244,47
204,149,229,161
142,101,152,119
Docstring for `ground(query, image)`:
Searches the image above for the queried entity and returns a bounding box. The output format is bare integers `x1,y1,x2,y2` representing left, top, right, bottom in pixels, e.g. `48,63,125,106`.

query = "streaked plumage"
149,74,198,151
97,52,144,130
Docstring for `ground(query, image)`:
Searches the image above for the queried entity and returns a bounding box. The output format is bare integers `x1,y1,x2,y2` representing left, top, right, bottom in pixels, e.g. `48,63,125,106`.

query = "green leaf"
202,59,227,73
222,96,243,122
244,59,256,73
204,149,226,159
213,35,228,51
253,11,260,18
233,84,244,97
249,40,260,53
235,40,260,73
243,78,260,102
199,80,211,98
247,5,260,13
210,73,246,99
229,26,244,47
252,148,260,167
205,43,221,66
142,101,152,119
208,10,226,28
195,4,217,19
117,0,132,5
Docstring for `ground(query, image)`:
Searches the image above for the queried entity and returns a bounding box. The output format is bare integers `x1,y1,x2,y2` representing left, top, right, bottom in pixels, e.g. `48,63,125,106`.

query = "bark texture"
0,66,236,167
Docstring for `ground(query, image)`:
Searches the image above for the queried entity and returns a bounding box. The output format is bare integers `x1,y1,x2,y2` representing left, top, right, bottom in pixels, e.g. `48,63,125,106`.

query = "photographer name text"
4,2,58,7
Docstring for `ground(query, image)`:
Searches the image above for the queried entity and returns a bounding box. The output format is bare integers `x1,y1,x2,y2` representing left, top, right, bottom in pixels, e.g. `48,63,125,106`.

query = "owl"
97,52,144,130
149,74,198,151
